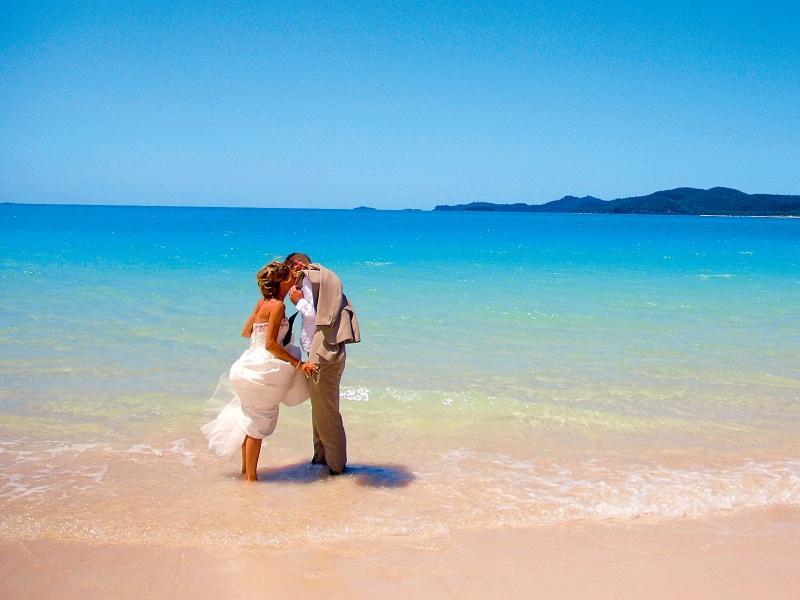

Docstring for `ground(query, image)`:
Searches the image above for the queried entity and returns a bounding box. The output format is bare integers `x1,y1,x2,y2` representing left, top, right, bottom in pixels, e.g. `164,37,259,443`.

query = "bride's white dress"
201,318,309,459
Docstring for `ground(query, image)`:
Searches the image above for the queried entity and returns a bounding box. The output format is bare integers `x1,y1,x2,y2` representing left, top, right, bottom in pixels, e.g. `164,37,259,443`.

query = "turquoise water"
1,204,800,539
2,204,799,432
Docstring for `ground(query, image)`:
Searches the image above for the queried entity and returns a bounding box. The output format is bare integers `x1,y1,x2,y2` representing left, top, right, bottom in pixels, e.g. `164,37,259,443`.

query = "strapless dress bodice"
250,318,290,349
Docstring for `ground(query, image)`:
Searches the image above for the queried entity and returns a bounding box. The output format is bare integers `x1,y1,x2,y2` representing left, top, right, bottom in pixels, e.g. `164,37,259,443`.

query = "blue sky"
1,1,798,209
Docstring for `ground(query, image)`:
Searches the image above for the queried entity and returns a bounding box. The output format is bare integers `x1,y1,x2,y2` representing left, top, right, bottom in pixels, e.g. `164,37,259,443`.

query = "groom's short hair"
286,252,311,265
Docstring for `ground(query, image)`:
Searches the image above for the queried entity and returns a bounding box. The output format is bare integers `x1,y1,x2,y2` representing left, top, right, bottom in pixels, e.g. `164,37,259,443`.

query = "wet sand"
2,506,799,599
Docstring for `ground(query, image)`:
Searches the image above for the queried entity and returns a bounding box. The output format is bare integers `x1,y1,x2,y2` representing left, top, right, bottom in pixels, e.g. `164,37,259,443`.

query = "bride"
201,260,317,481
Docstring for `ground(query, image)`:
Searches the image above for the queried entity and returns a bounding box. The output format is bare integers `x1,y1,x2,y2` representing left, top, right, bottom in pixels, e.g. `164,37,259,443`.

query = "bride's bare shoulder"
257,298,285,320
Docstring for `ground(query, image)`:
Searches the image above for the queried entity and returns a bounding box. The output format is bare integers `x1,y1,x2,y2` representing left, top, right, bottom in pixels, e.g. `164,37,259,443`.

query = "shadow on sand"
259,462,415,488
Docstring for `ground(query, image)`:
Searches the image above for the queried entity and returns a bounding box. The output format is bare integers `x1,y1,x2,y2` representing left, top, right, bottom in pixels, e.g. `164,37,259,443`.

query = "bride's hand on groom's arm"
299,362,318,377
289,288,303,305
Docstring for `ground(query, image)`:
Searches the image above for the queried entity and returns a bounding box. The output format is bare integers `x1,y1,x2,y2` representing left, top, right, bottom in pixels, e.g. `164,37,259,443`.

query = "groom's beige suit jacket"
302,264,360,362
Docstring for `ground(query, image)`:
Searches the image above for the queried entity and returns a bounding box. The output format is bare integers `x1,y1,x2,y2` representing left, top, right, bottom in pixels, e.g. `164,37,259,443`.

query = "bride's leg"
244,435,262,482
241,439,246,474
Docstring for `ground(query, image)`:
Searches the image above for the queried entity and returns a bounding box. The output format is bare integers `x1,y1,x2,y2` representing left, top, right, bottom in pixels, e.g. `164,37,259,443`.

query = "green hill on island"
434,187,800,216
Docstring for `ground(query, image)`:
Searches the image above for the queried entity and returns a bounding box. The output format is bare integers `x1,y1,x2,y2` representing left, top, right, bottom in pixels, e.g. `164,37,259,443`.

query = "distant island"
353,206,425,212
434,187,800,217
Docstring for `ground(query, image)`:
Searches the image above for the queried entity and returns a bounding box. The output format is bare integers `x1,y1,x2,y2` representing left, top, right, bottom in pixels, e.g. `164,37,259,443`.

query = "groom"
286,252,360,475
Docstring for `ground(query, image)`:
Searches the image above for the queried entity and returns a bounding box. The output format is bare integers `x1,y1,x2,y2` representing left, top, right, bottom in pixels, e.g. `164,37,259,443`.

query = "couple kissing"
201,253,360,481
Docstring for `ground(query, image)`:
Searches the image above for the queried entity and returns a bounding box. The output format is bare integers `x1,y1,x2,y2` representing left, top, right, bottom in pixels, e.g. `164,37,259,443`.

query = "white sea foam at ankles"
0,438,194,504
0,464,110,502
125,444,163,456
168,438,196,467
342,387,371,402
1,436,800,546
430,449,800,524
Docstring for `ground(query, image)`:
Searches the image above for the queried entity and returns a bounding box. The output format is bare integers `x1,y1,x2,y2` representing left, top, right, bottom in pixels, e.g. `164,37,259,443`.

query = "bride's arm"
241,299,263,338
264,303,303,367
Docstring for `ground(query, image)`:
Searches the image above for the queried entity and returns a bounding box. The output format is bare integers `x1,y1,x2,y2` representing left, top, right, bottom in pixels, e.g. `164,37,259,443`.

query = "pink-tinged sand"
2,506,799,599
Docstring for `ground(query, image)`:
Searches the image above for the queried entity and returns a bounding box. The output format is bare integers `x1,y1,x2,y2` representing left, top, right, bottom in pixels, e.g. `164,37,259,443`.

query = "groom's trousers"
309,346,347,473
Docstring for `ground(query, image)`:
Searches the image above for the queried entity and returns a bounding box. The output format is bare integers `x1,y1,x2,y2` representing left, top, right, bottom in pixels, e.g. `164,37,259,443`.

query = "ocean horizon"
5,188,800,218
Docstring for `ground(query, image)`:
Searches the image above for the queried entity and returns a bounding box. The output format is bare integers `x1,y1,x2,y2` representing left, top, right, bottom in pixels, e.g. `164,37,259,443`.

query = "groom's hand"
289,288,303,305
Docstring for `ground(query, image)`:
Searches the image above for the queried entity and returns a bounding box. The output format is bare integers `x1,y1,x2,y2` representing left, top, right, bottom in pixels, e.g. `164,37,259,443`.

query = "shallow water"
1,204,799,545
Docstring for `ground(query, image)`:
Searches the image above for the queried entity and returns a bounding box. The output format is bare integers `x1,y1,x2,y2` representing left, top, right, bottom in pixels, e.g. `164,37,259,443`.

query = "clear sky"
1,1,798,209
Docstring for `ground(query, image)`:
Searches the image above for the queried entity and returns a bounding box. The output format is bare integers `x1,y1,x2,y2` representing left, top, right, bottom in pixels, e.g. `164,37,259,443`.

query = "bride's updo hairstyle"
256,260,291,300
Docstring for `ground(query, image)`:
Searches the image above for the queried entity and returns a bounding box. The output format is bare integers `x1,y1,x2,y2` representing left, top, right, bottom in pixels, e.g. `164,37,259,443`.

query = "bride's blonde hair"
256,260,290,299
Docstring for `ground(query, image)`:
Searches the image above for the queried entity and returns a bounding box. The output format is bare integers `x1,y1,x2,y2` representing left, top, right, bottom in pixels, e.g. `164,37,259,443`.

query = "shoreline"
2,506,799,599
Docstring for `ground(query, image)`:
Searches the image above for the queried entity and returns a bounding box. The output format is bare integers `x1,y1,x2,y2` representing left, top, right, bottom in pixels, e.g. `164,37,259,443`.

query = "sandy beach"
3,507,799,599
